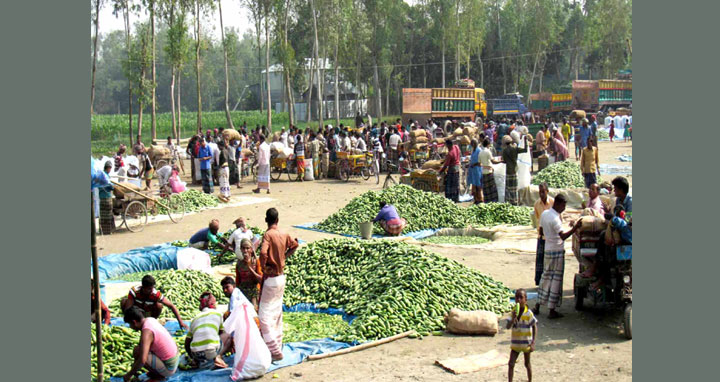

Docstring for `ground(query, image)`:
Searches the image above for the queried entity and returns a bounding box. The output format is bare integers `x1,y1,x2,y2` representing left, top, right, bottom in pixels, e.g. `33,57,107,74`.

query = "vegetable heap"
463,202,532,227
316,185,466,235
420,235,490,245
316,185,532,235
597,129,610,140
109,270,228,319
168,189,219,213
91,324,187,380
283,312,351,343
284,239,513,343
531,161,585,188
170,226,265,266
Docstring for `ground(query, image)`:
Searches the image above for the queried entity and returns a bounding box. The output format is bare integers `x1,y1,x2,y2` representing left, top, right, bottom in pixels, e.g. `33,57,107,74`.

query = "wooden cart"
111,181,186,232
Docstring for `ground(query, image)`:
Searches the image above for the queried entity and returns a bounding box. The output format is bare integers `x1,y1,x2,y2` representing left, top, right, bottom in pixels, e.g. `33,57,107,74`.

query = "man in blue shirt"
579,119,592,150
611,176,632,222
589,115,598,142
189,219,231,250
197,138,214,194
373,201,406,236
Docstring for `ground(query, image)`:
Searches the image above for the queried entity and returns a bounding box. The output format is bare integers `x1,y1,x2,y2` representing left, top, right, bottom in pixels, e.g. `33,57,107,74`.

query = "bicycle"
382,160,412,189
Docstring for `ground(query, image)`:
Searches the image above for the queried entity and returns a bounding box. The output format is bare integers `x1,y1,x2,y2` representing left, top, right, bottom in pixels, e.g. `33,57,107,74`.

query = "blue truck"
488,93,528,117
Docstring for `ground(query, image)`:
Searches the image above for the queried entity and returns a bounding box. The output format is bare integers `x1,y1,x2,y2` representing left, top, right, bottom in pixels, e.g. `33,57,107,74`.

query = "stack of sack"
410,129,429,152
572,208,606,268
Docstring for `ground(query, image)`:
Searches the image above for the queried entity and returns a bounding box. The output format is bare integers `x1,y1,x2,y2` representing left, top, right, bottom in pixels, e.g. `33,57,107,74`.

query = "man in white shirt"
356,133,367,153
388,129,401,164
341,132,352,152
280,127,288,147
227,217,259,256
535,194,581,319
156,164,175,191
253,135,272,194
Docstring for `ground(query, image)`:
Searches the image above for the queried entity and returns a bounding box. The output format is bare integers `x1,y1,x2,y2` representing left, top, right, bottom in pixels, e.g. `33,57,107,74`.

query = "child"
507,289,537,382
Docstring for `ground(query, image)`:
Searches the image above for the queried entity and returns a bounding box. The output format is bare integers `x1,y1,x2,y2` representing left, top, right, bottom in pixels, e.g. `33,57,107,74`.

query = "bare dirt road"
97,139,631,381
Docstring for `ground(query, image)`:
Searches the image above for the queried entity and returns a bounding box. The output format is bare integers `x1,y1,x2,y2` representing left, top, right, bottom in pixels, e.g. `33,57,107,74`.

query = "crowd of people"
91,208,299,381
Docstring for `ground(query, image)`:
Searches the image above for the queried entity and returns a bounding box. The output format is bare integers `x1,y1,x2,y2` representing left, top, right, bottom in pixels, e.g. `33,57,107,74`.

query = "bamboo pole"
306,330,415,361
91,192,104,381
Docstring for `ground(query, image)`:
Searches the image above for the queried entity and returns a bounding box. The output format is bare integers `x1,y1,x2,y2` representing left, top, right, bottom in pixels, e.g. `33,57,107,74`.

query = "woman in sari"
235,238,262,312
466,139,484,204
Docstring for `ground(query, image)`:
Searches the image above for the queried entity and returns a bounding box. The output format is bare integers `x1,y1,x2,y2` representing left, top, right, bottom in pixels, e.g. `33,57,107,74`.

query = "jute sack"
444,308,498,335
570,110,586,120
462,126,478,136
412,129,426,138
577,215,605,233
148,145,170,161
412,143,428,151
422,160,444,169
241,149,254,158
414,136,429,144
222,128,242,142
434,137,446,145
113,182,141,199
453,128,463,137
459,135,471,145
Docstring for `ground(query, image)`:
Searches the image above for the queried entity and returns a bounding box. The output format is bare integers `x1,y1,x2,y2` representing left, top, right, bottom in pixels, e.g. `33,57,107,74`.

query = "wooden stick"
110,181,169,210
306,330,415,361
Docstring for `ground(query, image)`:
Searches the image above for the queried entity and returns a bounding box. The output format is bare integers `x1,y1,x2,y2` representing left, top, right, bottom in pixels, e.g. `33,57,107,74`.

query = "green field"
91,110,398,157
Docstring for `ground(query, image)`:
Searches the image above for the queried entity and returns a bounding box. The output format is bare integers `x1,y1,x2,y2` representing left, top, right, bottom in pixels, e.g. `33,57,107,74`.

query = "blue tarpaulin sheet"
95,244,178,283
105,304,356,381
599,164,632,176
293,222,439,240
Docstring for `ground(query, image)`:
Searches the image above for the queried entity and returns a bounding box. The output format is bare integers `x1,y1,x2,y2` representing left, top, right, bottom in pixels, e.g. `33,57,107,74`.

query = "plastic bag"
176,248,212,274
304,159,314,181
492,163,506,203
224,299,272,380
517,144,532,189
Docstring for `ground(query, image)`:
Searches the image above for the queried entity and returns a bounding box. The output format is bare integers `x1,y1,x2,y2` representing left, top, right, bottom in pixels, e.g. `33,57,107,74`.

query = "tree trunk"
90,0,100,115
355,44,361,114
477,49,484,88
151,2,157,140
265,4,272,131
195,0,202,134
307,50,314,122
455,1,460,82
334,27,340,128
219,0,235,130
538,54,545,92
283,0,293,127
441,39,446,88
124,4,133,146
423,63,426,88
255,9,263,113
310,0,322,127
373,61,381,120
497,2,506,94
171,66,179,143
386,72,390,117
527,52,539,103
177,71,182,139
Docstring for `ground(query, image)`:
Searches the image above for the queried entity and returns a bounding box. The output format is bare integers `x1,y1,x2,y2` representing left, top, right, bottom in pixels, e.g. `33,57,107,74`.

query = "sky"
97,0,253,40
97,1,419,40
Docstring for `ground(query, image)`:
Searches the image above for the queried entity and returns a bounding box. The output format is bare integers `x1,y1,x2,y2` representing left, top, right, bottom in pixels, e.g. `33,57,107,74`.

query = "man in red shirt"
121,275,189,331
258,208,299,361
440,139,461,203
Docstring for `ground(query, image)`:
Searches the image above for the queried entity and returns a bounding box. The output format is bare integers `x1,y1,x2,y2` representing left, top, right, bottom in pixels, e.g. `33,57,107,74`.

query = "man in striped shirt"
185,292,230,369
121,275,189,331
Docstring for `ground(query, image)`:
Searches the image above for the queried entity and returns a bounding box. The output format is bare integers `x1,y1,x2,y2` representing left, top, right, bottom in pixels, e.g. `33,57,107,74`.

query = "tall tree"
162,0,191,143
309,0,323,127
113,0,135,145
91,0,104,115
243,0,264,113
218,0,235,129
261,0,273,129
150,0,158,140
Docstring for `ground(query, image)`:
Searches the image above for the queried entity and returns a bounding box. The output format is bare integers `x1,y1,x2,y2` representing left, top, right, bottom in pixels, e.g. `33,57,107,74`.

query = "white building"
255,59,368,121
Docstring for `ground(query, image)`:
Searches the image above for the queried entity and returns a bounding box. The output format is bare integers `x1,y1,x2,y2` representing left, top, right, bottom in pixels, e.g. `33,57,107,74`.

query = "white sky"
98,0,419,40
98,0,253,39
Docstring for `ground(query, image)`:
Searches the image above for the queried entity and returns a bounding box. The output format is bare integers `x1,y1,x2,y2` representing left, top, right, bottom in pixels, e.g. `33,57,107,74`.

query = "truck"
401,79,487,125
487,93,528,117
571,79,632,113
529,92,572,117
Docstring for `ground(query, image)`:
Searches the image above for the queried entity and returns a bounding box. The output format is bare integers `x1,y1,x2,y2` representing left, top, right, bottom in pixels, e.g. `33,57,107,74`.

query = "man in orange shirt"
533,183,554,286
258,208,299,362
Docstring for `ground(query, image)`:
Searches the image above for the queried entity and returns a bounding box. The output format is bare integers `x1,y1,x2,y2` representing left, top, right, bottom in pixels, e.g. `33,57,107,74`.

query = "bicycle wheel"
251,161,258,182
286,162,294,181
165,194,185,223
361,165,371,180
271,166,282,181
123,201,147,232
340,160,351,182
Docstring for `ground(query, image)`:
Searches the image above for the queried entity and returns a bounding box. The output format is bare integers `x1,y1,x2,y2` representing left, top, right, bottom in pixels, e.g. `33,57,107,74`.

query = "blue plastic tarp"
95,244,178,283
105,304,356,382
293,222,439,240
599,163,632,176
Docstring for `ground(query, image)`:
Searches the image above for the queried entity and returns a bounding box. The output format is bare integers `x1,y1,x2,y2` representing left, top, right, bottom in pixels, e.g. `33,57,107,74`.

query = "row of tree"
90,0,632,143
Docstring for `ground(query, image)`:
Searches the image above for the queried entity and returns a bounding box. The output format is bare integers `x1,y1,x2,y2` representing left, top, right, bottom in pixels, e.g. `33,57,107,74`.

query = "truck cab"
474,88,487,118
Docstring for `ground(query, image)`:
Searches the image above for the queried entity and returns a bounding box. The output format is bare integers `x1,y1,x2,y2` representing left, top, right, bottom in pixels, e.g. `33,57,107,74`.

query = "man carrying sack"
258,208,299,361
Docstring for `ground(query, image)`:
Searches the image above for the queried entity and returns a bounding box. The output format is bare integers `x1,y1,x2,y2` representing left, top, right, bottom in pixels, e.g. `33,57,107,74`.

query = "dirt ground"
96,139,631,381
